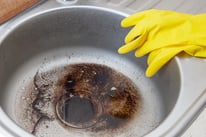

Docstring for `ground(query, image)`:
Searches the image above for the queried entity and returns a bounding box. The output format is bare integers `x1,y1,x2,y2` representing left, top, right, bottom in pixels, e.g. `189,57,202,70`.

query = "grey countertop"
182,107,206,137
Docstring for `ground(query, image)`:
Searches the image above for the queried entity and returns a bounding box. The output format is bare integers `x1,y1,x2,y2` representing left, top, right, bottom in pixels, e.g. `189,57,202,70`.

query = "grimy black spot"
55,63,141,131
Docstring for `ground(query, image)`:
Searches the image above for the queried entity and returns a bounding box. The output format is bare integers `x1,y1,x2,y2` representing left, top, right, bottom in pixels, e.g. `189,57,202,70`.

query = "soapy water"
15,63,161,137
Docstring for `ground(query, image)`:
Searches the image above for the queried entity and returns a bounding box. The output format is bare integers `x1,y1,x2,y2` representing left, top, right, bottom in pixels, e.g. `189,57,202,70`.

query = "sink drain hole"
56,95,101,128
61,97,97,123
55,63,141,131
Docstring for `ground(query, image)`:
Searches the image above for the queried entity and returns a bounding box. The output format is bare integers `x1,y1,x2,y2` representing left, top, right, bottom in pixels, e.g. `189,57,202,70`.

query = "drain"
56,95,102,128
55,63,141,131
58,97,97,124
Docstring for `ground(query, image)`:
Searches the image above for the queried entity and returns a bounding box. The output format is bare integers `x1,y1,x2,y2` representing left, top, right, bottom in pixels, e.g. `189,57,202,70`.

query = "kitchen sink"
0,0,206,137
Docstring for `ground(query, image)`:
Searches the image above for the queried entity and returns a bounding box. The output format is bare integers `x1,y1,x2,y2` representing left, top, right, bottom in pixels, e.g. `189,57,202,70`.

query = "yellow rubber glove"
147,45,206,76
118,9,206,77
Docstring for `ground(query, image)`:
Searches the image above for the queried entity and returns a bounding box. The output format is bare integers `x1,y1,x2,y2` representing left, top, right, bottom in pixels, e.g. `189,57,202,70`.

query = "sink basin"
0,1,206,137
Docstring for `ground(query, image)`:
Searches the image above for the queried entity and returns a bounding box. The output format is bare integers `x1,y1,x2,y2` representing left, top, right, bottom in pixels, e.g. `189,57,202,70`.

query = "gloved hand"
118,9,206,77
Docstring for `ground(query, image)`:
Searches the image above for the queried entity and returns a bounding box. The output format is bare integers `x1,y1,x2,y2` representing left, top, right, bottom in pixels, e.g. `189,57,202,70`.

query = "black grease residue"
56,63,141,131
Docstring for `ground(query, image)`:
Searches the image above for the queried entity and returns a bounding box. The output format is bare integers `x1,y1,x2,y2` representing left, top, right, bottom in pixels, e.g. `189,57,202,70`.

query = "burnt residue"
31,115,52,135
31,70,57,134
55,63,141,131
17,63,142,136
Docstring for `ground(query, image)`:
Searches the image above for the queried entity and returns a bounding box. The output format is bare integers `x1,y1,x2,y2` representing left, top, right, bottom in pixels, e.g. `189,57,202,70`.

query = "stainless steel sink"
0,0,206,137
